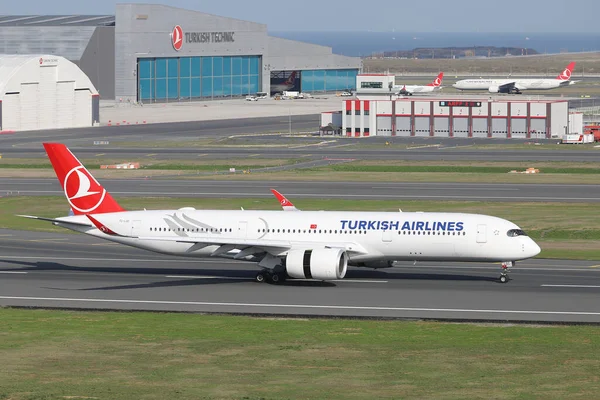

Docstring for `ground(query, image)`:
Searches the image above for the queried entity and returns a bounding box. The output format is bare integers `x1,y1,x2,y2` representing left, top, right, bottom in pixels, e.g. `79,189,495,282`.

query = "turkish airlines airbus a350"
21,143,541,284
453,62,577,94
395,72,444,95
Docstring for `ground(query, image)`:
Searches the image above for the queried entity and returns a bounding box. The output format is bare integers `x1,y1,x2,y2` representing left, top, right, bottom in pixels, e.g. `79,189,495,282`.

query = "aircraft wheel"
255,272,266,283
499,274,508,284
271,273,281,284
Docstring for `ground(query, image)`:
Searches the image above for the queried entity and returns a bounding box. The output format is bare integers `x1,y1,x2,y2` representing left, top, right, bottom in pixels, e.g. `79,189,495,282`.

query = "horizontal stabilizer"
17,215,92,227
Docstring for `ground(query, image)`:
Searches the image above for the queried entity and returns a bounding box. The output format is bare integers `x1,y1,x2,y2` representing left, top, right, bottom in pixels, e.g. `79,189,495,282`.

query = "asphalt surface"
3,142,600,162
1,229,600,323
2,178,600,203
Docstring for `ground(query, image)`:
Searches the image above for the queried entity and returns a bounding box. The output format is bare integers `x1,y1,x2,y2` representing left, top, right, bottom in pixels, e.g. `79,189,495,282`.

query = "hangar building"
0,55,99,132
0,4,361,103
322,98,570,139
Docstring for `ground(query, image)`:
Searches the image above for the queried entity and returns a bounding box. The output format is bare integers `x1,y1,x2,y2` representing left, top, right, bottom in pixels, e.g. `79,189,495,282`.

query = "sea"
269,31,600,57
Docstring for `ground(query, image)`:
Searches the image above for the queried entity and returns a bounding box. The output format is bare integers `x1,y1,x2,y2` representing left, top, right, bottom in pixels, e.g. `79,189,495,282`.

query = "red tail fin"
556,62,576,81
285,71,297,85
43,143,125,215
271,188,297,211
427,72,444,87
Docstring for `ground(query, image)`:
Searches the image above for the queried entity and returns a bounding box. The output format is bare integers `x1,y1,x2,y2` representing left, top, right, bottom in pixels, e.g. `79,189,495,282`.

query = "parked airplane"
394,72,444,95
452,62,577,94
271,71,297,93
20,143,540,284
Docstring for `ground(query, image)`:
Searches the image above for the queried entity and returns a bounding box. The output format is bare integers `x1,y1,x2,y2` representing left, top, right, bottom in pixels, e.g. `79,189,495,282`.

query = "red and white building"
324,98,572,139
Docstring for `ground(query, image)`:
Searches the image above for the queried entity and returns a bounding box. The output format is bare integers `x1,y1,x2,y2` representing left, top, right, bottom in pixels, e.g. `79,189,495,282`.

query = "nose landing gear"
499,261,514,283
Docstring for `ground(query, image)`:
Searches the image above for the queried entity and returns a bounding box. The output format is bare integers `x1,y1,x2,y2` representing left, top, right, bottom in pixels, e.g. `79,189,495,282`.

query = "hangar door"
376,116,392,136
1,94,20,131
414,117,430,137
434,117,449,137
491,118,507,138
511,119,527,138
452,118,469,138
472,118,488,138
19,83,40,131
395,117,411,136
75,90,92,127
530,119,546,139
56,82,75,129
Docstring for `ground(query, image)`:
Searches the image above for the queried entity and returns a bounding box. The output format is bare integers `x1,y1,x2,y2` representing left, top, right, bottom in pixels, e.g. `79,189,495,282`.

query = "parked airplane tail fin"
427,72,444,87
556,62,576,81
285,71,297,85
43,143,125,215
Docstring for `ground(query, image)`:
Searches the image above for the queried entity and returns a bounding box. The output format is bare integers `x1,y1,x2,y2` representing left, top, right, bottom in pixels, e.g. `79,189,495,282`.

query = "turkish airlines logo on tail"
64,166,107,213
171,25,183,51
428,73,444,87
557,62,575,81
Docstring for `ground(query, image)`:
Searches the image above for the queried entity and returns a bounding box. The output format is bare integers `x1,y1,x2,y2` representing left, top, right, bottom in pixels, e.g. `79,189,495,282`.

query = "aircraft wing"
498,81,517,92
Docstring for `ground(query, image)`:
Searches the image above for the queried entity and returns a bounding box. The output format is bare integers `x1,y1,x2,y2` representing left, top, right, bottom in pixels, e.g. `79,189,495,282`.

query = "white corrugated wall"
19,83,39,131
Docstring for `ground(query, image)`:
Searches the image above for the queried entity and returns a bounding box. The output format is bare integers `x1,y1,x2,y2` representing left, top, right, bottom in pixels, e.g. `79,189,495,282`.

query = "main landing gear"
499,261,514,283
255,267,287,284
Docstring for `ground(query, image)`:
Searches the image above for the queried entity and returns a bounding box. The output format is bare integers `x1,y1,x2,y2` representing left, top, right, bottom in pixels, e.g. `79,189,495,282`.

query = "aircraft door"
476,224,487,243
131,220,142,237
382,229,393,243
238,221,248,239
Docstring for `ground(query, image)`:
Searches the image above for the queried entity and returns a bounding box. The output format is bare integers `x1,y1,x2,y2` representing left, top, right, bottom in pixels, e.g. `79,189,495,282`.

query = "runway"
1,229,600,323
3,143,600,162
2,177,600,202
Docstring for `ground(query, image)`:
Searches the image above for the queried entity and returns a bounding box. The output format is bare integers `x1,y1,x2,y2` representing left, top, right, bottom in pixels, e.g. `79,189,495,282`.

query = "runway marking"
249,154,260,157
95,153,105,157
541,285,600,288
588,265,600,268
1,296,599,316
371,186,519,192
0,271,27,274
0,256,217,264
197,154,208,157
146,153,157,157
0,234,13,237
406,145,441,150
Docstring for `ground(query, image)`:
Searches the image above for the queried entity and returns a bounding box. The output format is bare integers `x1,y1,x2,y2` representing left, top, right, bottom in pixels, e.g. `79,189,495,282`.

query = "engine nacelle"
488,86,499,93
286,248,348,280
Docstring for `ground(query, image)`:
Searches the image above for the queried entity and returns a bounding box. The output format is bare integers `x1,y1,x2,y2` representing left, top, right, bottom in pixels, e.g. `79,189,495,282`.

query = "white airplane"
453,62,577,94
20,143,541,284
270,71,297,93
394,72,444,95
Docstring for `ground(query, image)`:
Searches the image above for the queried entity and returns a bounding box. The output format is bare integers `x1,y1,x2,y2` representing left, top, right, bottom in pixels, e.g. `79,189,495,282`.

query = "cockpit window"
507,229,527,237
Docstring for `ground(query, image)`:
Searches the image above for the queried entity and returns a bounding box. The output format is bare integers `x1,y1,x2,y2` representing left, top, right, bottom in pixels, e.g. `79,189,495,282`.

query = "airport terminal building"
0,4,361,103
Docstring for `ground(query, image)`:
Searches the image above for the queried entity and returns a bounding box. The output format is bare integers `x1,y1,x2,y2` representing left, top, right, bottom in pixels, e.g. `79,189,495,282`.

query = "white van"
256,92,268,99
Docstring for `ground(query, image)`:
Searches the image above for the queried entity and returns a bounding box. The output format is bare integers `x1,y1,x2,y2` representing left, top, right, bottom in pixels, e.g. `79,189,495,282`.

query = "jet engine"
286,248,348,280
488,86,500,93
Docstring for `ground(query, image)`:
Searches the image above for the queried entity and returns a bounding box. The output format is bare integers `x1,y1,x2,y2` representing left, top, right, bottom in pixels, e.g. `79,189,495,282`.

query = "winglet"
270,189,299,211
86,214,120,236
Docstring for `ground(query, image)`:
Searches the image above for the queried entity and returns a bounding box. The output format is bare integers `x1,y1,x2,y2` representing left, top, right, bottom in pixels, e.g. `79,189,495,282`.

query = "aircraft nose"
528,240,541,258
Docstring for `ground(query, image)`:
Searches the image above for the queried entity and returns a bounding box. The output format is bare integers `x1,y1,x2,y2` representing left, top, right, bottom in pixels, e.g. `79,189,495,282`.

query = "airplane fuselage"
57,209,540,264
453,78,565,92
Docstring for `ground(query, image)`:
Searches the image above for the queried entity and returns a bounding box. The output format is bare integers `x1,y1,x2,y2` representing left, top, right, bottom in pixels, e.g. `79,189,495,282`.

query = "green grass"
3,196,600,260
0,309,599,400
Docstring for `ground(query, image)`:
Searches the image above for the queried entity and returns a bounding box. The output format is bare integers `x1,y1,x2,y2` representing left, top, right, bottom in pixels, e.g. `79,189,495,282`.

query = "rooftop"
0,15,115,27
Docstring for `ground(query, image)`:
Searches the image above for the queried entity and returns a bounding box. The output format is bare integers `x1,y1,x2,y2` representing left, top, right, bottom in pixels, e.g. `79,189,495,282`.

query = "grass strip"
0,309,599,400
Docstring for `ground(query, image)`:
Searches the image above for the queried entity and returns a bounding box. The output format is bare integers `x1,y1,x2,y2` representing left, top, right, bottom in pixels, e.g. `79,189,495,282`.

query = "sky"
3,0,600,32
